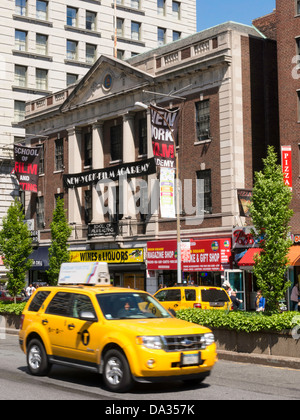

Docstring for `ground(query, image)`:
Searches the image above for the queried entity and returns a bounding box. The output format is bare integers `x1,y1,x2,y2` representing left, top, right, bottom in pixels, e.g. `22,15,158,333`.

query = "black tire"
102,349,133,393
27,338,51,376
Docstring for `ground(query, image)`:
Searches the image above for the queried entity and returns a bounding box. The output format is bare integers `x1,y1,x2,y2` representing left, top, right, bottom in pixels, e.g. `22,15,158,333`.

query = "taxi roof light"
58,262,111,286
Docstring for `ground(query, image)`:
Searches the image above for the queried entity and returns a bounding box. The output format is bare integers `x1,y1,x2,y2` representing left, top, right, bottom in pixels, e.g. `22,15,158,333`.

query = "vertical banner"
160,167,175,218
181,240,191,263
237,189,253,217
150,105,179,169
14,145,41,192
281,145,292,190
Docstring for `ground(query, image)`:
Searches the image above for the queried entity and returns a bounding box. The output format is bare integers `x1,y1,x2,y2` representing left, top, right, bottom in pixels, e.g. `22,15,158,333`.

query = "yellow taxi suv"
19,263,217,393
154,285,232,312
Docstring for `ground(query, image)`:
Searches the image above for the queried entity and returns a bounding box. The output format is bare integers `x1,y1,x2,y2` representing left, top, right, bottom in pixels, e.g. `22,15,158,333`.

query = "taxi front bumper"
130,343,217,382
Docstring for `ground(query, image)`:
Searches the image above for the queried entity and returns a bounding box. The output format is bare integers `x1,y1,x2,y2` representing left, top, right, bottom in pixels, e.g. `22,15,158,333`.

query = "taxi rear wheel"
103,349,133,392
27,339,51,376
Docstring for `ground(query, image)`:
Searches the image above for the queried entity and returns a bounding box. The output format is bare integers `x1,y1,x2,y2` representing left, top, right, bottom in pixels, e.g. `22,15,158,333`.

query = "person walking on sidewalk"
291,283,299,311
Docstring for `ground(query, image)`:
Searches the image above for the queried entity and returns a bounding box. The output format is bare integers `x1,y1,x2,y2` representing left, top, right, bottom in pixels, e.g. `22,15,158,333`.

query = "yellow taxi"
154,285,232,312
19,263,217,392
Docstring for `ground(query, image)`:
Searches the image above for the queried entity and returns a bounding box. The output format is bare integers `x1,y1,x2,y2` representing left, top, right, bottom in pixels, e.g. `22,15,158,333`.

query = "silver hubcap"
105,357,123,385
28,345,42,370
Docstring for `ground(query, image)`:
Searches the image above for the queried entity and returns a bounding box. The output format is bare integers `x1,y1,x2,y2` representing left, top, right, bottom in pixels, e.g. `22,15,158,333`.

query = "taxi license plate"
180,353,200,366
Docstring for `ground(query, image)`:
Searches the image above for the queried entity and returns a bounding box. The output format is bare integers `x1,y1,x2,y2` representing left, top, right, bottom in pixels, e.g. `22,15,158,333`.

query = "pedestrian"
26,284,36,297
291,283,299,311
255,290,266,312
230,291,242,310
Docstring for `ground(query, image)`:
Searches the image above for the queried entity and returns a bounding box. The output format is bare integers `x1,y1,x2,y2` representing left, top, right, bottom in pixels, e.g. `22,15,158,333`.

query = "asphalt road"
1,334,300,401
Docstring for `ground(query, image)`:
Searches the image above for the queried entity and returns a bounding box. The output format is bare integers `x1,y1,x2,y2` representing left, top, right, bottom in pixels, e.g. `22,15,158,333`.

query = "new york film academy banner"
150,104,180,169
63,157,156,189
150,105,180,219
14,145,41,192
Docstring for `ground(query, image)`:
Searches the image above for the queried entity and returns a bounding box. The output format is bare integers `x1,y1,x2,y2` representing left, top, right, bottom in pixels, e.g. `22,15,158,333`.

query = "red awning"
238,246,300,267
238,248,261,267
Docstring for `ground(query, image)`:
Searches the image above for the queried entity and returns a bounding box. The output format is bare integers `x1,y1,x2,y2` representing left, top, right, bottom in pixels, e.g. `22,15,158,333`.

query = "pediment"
61,55,154,112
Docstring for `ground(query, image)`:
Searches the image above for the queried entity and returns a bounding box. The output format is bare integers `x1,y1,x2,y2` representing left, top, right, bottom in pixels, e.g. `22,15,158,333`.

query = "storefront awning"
238,248,261,268
29,246,49,271
238,246,300,268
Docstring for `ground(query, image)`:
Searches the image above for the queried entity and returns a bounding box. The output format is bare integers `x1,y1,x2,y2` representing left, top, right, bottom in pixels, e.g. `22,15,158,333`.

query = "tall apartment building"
0,0,196,225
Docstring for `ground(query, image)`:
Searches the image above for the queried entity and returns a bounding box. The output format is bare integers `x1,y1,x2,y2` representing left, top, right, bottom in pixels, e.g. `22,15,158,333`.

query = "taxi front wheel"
103,349,133,393
27,339,51,376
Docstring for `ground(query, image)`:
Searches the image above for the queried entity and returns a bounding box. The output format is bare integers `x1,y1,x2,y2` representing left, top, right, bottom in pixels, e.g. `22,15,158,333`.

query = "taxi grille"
162,334,206,352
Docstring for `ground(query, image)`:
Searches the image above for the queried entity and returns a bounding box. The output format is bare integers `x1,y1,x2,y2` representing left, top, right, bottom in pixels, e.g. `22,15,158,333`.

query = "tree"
250,146,294,312
46,197,72,285
0,198,33,302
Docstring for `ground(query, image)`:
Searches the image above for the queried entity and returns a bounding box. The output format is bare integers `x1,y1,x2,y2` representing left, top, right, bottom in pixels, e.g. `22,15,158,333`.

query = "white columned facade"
67,127,82,234
91,121,105,223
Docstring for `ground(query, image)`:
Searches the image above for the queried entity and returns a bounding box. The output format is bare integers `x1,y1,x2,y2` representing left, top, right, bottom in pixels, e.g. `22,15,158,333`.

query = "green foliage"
0,199,33,301
176,309,299,333
46,197,72,285
250,146,294,312
0,301,26,316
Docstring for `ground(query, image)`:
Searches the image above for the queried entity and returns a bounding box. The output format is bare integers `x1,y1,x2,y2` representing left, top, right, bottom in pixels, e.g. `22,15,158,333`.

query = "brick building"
20,22,279,303
254,1,300,235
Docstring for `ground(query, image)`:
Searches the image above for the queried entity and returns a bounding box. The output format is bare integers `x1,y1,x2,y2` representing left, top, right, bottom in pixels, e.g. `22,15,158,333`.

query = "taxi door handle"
42,319,48,325
174,304,178,308
68,323,75,330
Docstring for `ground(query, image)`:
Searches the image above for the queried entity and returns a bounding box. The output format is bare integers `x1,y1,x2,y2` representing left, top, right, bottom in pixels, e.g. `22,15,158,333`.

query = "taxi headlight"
136,336,164,350
203,333,215,347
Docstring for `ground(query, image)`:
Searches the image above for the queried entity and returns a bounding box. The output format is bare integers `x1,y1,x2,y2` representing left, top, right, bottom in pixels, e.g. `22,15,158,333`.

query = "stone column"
67,127,82,235
91,121,105,223
122,113,136,234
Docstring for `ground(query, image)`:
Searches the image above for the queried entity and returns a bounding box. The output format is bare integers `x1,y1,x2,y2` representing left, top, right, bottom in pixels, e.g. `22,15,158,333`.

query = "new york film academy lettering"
14,145,41,192
150,105,180,169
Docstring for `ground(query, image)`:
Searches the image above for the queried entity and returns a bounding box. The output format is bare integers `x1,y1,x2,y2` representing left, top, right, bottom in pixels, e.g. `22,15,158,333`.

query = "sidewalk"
218,350,300,370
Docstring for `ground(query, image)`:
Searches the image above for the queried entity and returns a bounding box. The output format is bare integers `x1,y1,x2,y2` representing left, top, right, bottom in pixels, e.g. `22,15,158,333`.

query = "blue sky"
196,0,276,31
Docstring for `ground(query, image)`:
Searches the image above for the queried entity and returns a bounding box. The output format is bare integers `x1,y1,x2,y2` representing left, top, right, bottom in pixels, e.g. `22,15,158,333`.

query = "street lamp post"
135,101,181,284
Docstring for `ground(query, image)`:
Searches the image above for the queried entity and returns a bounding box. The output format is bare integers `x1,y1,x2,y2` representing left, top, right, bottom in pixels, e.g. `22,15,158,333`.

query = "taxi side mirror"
79,311,97,322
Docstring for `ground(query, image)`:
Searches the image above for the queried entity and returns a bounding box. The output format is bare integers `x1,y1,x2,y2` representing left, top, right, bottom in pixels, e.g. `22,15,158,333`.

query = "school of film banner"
14,145,41,192
150,105,180,219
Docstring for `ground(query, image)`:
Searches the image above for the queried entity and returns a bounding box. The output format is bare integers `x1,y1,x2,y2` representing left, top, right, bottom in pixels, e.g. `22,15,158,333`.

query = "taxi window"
72,294,96,319
46,292,73,317
201,288,230,302
97,292,171,320
28,291,50,312
156,289,181,302
185,289,196,301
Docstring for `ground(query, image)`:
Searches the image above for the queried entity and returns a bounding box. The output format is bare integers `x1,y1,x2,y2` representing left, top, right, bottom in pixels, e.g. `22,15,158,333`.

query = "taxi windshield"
96,292,172,320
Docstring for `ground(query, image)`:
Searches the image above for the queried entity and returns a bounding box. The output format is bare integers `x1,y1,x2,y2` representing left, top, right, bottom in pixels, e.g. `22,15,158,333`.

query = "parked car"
154,285,232,312
0,290,25,302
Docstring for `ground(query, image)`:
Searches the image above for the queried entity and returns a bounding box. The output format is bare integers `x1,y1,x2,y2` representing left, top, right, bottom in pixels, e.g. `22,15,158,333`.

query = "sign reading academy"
14,145,41,192
63,157,156,189
150,105,180,169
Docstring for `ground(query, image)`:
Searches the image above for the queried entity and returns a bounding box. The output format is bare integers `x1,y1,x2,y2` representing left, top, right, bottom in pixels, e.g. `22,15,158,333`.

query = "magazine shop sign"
147,239,231,272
